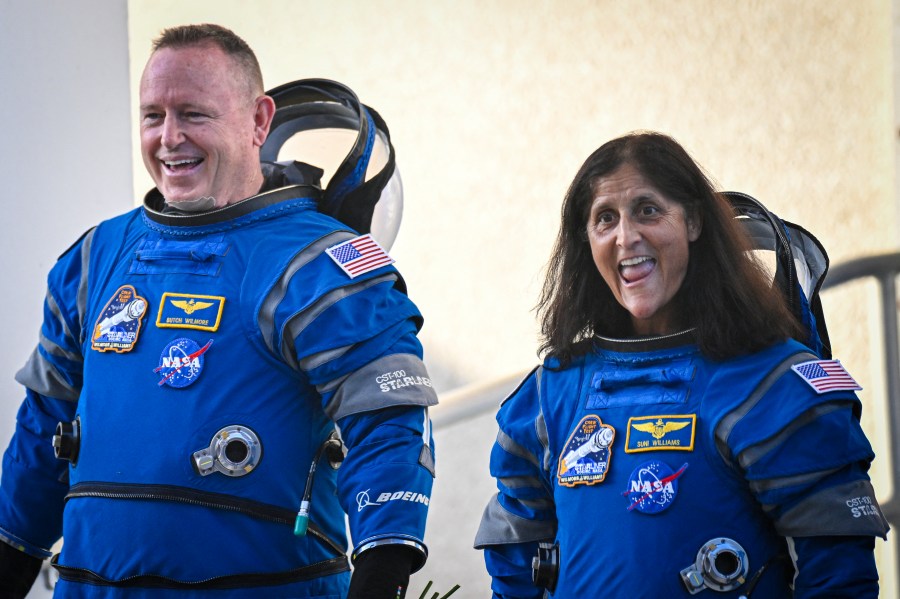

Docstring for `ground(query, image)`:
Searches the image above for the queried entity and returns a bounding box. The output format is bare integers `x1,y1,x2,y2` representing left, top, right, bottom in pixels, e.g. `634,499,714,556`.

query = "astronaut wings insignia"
171,299,215,314
157,292,225,332
625,414,696,453
632,419,690,440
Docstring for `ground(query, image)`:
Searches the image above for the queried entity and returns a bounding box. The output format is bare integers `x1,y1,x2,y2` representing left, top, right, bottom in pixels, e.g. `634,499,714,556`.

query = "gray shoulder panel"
37,328,81,365
715,351,815,466
45,292,77,353
497,429,540,469
748,467,841,495
737,401,846,470
324,353,438,421
258,230,357,354
774,479,890,539
535,403,551,474
473,493,557,548
76,228,95,345
498,475,545,490
280,273,399,368
15,347,80,402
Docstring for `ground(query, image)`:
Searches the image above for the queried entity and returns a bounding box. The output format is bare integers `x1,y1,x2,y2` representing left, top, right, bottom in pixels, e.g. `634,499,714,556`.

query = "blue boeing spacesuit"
0,165,437,596
475,331,889,598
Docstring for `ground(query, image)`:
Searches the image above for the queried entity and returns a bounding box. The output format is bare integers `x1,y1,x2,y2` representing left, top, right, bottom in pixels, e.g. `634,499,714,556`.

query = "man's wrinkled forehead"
140,43,254,102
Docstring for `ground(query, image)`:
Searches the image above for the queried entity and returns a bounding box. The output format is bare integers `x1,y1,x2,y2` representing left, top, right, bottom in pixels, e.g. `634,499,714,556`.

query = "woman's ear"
687,213,702,242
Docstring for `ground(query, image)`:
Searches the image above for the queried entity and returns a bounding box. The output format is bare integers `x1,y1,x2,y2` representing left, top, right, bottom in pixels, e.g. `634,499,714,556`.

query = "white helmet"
260,79,403,250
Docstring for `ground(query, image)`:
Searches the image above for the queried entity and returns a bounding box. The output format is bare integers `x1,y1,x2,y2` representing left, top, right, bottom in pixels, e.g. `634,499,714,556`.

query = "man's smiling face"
139,43,267,207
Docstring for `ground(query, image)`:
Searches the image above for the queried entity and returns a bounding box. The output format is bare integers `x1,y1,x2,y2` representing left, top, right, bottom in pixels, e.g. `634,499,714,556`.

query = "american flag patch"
326,234,394,278
791,359,862,394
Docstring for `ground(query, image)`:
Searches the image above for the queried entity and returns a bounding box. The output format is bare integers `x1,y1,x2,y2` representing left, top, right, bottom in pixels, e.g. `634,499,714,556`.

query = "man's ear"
252,95,276,148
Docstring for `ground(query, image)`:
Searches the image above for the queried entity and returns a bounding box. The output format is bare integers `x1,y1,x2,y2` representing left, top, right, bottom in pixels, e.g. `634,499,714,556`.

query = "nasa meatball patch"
91,285,148,353
154,338,213,388
623,460,688,514
557,415,616,487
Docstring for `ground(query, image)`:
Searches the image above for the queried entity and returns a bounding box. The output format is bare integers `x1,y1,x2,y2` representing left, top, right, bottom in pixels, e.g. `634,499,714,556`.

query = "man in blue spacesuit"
0,24,436,598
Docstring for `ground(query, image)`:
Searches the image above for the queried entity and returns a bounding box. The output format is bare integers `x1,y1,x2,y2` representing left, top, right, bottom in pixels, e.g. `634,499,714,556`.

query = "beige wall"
128,0,897,387
128,1,899,594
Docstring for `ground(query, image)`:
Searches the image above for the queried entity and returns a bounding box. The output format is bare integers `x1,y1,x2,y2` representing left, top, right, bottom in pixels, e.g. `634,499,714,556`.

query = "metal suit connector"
192,425,262,477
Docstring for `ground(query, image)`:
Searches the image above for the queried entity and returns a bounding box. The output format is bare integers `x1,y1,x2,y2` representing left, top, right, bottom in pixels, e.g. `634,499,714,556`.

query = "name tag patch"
557,415,615,487
91,285,148,353
156,292,225,332
625,414,696,453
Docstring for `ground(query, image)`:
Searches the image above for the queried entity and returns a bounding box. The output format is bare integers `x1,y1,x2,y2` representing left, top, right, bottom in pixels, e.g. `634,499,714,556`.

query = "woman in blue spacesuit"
475,131,889,597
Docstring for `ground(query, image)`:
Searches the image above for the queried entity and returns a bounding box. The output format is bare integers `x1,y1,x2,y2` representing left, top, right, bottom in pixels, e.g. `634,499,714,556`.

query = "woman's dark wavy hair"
537,131,802,364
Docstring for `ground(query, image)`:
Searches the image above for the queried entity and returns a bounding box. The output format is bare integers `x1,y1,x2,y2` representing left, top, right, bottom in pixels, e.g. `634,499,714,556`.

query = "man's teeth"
164,159,200,167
